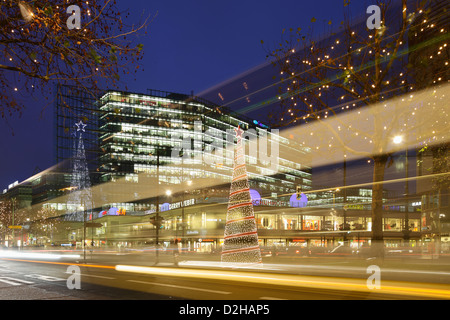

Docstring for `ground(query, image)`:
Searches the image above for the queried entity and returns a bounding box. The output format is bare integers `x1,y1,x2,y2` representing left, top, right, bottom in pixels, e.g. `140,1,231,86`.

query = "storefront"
59,196,423,252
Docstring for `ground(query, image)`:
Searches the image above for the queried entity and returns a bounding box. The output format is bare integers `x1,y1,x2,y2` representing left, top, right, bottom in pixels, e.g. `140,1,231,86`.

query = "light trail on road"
0,250,80,260
0,258,115,269
115,264,450,300
2,255,450,299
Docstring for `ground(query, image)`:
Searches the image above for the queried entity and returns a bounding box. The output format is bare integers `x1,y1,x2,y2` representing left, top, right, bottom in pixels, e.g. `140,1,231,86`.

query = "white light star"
75,121,87,132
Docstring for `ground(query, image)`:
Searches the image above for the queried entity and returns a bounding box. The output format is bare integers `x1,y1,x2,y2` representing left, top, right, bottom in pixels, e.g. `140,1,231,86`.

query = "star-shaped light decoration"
75,120,87,132
234,124,244,140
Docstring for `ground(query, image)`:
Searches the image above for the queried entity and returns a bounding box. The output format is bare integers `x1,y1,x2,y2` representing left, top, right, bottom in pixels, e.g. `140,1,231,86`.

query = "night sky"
0,0,370,190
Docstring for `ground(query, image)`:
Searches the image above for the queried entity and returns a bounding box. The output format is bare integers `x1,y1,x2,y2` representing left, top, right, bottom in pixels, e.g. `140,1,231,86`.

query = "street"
0,249,449,302
0,258,176,300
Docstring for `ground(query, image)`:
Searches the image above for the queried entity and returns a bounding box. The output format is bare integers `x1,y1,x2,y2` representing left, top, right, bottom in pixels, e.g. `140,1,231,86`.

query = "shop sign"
344,204,365,210
256,199,290,207
161,199,195,212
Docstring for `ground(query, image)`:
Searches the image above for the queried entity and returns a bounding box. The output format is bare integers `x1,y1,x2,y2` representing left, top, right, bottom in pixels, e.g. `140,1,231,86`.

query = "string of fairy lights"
209,4,448,145
4,0,117,93
269,4,449,158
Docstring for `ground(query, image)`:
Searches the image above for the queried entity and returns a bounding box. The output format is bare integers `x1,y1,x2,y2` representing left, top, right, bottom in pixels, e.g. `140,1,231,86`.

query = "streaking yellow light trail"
116,264,450,299
0,250,80,260
1,258,116,269
3,257,449,299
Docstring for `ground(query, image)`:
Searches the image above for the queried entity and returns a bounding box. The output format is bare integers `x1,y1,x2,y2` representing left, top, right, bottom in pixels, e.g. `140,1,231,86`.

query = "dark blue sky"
0,0,369,190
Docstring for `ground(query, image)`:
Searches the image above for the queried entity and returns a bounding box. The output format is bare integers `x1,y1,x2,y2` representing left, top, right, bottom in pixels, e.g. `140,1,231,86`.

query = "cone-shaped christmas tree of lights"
65,121,93,221
221,125,262,264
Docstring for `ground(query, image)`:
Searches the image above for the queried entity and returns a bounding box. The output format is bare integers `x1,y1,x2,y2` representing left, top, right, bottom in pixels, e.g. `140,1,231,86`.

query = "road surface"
0,249,449,302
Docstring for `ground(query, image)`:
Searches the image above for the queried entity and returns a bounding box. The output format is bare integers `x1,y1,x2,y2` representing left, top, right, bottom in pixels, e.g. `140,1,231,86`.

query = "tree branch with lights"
263,0,449,255
0,0,153,124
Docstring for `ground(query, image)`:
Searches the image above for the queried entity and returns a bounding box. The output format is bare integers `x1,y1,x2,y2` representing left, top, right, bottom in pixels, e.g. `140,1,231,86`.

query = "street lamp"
393,135,410,243
80,205,86,262
393,135,403,145
11,198,16,248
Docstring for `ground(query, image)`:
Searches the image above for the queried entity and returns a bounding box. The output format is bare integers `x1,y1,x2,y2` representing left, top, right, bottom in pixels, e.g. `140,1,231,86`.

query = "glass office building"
52,89,312,250
76,90,418,251
6,87,423,250
96,89,312,211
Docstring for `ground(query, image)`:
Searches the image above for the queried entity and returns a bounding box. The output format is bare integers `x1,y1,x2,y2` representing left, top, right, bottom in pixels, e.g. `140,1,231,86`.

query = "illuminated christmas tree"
221,125,262,264
65,121,93,221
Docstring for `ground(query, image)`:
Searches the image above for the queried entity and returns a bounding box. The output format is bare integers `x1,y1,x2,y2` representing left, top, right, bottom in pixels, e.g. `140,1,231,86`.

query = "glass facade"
3,88,436,251
96,90,312,212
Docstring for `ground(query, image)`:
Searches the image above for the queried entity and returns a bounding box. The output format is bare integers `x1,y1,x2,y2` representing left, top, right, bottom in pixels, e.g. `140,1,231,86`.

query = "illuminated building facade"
64,88,420,250
53,88,314,250
96,89,312,213
13,84,425,250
